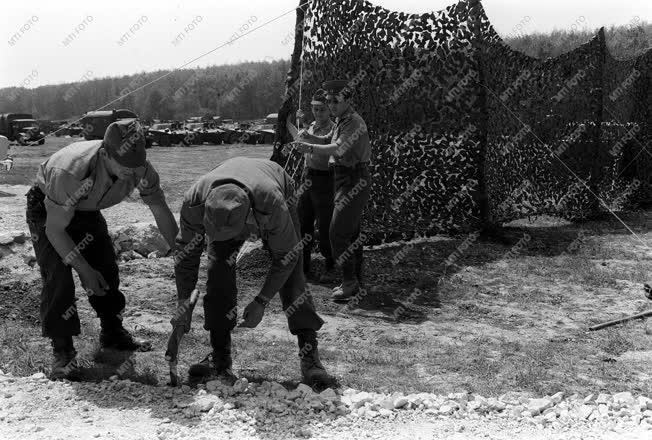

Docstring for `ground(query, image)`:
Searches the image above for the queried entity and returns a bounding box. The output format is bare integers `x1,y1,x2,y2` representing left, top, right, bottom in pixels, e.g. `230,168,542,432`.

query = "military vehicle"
0,113,46,145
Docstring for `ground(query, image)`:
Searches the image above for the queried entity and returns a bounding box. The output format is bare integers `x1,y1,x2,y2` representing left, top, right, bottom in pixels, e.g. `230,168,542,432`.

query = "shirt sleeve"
333,117,366,158
138,161,166,206
258,195,301,300
43,168,90,226
173,200,206,300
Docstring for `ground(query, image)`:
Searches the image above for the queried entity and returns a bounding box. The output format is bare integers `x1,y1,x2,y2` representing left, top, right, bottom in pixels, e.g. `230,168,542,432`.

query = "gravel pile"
1,368,651,439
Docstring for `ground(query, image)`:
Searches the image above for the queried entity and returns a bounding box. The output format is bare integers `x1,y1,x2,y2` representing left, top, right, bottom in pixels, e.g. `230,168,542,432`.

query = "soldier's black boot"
298,330,330,385
100,316,151,352
188,330,237,385
50,336,78,380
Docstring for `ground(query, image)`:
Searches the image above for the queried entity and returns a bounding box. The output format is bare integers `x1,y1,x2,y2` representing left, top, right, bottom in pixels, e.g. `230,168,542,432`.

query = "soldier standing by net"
295,79,371,302
298,89,337,283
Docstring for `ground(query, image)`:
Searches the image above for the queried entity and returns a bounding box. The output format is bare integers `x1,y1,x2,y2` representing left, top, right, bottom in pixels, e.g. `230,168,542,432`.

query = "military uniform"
26,120,171,379
328,103,372,290
298,119,335,274
27,140,165,338
174,157,328,383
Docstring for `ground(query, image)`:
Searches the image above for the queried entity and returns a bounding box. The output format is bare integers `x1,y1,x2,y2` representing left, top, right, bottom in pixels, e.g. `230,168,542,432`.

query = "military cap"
322,80,353,98
203,183,250,242
310,88,328,105
103,119,147,168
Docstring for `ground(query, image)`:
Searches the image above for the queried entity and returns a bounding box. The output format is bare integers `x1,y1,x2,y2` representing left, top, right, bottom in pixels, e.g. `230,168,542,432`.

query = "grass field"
0,136,273,211
1,137,651,397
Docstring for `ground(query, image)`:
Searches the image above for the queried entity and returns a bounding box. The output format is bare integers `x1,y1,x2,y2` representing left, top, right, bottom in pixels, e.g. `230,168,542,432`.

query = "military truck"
79,108,152,148
79,109,138,140
0,113,46,145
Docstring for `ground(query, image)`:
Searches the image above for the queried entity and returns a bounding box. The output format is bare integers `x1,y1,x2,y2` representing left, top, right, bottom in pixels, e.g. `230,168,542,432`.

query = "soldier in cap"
298,89,337,282
174,156,330,385
294,79,371,302
26,119,179,379
0,135,13,171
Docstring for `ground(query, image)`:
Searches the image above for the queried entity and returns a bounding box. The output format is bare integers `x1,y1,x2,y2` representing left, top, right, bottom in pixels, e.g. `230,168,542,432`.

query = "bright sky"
1,0,650,88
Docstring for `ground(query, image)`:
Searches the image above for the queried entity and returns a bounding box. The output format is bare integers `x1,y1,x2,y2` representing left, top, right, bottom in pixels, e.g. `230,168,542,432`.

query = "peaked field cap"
322,79,352,95
311,88,328,105
102,119,146,168
203,183,251,242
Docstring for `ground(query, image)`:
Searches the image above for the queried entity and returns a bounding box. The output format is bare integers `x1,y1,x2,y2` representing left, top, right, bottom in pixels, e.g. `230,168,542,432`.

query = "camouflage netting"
272,0,651,245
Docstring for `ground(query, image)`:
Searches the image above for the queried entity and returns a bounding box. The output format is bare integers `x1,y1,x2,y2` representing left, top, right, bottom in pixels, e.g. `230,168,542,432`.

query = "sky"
1,0,650,89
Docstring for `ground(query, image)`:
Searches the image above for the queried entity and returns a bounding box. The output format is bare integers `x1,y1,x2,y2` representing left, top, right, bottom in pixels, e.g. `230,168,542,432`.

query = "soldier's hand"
79,268,109,297
238,300,265,328
294,142,312,154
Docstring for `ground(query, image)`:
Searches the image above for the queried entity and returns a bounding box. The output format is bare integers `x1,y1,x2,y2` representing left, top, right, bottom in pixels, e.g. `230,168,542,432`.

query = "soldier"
298,89,337,282
295,79,371,302
26,119,178,379
174,156,330,385
0,135,12,171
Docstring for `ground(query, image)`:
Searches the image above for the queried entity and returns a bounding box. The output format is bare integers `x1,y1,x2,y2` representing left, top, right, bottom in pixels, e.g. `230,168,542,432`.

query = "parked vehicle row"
0,110,278,148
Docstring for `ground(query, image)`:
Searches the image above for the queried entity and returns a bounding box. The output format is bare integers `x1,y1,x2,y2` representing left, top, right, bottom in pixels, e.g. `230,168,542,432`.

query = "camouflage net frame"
272,0,651,245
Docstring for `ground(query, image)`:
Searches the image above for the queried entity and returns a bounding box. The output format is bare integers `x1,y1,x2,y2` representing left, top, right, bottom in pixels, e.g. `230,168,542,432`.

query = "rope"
287,3,309,184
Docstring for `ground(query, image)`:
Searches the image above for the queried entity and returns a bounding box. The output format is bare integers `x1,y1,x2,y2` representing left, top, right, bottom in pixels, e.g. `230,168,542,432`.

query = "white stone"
550,392,564,404
578,405,594,420
595,393,611,404
439,405,454,415
379,408,393,417
527,398,553,416
613,392,634,405
544,412,558,422
393,397,408,409
583,394,596,404
29,372,46,380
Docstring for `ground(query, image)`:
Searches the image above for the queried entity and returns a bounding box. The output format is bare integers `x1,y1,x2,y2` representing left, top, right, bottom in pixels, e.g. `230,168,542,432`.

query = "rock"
550,392,564,404
0,232,24,245
379,408,393,417
233,378,248,393
393,397,408,409
114,223,169,257
613,392,635,405
206,380,223,392
319,388,337,402
109,375,119,381
543,412,558,422
583,394,596,404
439,404,455,415
295,428,311,438
578,405,594,420
510,406,525,418
448,392,469,404
29,372,46,380
296,383,313,397
527,398,553,416
350,392,373,409
595,393,611,404
597,404,609,416
13,232,27,244
379,398,395,410
191,399,215,412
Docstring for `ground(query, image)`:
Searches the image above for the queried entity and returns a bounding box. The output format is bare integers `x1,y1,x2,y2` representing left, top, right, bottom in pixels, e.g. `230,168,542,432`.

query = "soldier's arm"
258,200,300,302
173,200,206,300
138,161,178,249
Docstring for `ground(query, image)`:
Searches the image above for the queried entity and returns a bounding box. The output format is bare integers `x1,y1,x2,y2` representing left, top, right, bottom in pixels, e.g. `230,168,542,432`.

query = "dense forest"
0,22,649,122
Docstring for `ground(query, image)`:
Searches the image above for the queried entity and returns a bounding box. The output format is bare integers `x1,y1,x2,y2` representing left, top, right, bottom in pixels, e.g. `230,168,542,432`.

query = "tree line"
0,60,291,122
0,22,649,122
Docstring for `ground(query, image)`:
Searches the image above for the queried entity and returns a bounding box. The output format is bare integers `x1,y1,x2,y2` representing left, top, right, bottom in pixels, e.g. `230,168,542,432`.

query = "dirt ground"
1,138,651,438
